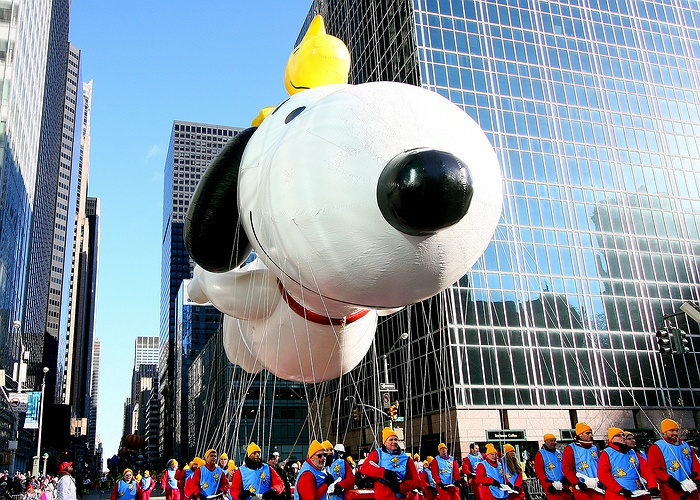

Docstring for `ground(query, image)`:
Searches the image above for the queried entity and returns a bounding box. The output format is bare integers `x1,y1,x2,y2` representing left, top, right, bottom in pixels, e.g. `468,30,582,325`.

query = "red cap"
58,462,73,472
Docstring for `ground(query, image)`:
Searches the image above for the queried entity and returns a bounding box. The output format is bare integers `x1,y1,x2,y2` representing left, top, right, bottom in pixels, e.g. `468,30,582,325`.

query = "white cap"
273,451,280,457
334,444,346,452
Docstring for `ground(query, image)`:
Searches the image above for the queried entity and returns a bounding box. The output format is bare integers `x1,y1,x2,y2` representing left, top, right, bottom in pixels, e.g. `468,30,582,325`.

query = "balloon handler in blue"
230,443,285,500
185,449,230,500
598,428,658,500
359,428,420,500
430,443,461,500
111,469,138,500
294,440,336,500
475,444,518,500
327,444,356,500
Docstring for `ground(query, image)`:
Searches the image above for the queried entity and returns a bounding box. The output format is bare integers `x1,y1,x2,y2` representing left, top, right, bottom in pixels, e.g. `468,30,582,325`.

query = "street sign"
395,416,405,422
379,383,396,391
486,430,526,441
8,392,28,412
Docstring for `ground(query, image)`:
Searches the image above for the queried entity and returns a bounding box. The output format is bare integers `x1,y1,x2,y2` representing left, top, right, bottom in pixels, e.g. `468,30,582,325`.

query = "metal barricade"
524,478,545,500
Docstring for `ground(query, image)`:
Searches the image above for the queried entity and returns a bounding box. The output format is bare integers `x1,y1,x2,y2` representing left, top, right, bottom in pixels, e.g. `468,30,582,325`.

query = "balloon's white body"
188,82,502,382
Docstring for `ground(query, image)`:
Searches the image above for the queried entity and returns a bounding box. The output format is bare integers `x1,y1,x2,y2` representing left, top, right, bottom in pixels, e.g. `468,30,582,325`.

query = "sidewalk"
81,491,166,500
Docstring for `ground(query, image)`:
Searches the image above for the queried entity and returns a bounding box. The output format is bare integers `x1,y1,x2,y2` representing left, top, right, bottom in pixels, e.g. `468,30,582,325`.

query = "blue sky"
68,0,313,468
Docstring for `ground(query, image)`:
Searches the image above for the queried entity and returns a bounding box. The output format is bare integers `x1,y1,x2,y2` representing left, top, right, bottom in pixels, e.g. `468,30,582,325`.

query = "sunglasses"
314,454,325,459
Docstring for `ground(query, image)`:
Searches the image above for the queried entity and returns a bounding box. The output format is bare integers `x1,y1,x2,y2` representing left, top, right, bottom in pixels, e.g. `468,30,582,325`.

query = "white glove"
553,481,563,491
631,490,649,497
681,479,697,493
500,485,513,492
585,477,599,489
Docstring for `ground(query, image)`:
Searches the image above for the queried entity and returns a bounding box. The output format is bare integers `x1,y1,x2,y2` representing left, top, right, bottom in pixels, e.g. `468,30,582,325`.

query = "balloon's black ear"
185,127,256,272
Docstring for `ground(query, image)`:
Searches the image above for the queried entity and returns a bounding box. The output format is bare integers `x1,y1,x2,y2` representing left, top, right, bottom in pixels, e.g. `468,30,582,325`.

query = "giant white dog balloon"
184,17,502,382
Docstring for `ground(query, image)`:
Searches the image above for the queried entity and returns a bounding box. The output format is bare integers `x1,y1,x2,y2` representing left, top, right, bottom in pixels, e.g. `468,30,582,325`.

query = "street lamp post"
42,452,49,476
7,320,26,474
32,367,49,476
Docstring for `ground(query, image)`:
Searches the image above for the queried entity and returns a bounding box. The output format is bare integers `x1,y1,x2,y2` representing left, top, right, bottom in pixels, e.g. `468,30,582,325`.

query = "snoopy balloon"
185,15,503,383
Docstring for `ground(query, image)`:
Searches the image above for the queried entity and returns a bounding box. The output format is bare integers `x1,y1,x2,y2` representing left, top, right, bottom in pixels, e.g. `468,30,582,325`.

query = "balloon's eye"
285,107,305,124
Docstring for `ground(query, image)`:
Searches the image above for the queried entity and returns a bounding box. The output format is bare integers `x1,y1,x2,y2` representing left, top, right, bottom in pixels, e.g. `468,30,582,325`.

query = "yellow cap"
414,453,420,460
220,453,228,460
608,427,626,441
504,444,515,454
247,442,261,457
204,448,217,459
382,427,398,444
426,456,434,464
543,433,556,441
227,460,237,472
183,465,190,471
193,457,205,467
484,444,498,455
168,459,178,467
438,443,447,451
322,440,333,450
661,419,680,433
575,422,592,436
347,456,354,464
123,469,133,475
308,440,325,458
144,471,150,476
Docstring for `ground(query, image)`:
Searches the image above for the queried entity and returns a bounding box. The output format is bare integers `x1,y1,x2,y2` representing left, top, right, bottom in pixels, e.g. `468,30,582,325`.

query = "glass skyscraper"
159,120,242,459
307,0,700,454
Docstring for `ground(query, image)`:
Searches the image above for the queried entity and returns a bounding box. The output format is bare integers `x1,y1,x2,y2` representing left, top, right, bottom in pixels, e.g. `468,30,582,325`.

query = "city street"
81,490,166,500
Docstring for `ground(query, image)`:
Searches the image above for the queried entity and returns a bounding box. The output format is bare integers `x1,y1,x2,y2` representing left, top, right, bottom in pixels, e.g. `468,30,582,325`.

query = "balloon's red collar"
277,280,370,326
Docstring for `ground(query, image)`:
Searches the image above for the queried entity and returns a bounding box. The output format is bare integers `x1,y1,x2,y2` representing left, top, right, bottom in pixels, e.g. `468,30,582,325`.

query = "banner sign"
24,391,41,429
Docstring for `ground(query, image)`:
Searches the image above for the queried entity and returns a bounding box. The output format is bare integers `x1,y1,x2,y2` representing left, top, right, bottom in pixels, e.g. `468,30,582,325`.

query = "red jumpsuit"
229,464,284,500
562,445,603,500
295,458,331,500
647,439,700,500
359,449,421,500
475,459,505,500
430,455,461,500
419,470,439,500
184,464,230,499
463,456,483,500
598,445,657,500
162,469,182,500
534,450,573,500
138,476,156,500
502,461,524,500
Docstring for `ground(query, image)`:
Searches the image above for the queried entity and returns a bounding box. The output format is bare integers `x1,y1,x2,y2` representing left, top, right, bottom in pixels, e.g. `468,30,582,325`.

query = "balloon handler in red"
359,428,420,500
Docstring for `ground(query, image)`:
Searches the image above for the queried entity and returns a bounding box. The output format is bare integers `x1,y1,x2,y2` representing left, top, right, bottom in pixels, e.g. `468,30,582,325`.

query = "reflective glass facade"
309,0,700,449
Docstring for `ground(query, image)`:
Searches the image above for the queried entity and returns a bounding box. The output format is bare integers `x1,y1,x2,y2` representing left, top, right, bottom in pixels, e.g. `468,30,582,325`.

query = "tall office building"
0,0,72,471
135,336,159,367
127,337,159,437
307,0,700,454
87,338,101,472
25,0,70,344
159,121,243,459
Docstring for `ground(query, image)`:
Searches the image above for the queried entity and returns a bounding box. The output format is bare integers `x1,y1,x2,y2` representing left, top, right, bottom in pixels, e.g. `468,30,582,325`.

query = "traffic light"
656,327,673,354
388,404,397,420
353,406,360,421
674,328,690,353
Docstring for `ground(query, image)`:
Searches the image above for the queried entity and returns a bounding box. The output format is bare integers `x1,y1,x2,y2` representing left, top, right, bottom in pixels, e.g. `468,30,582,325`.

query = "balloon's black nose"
377,148,474,236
